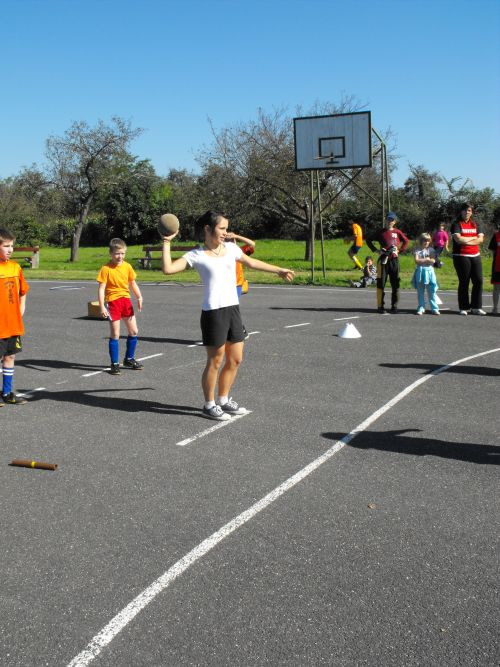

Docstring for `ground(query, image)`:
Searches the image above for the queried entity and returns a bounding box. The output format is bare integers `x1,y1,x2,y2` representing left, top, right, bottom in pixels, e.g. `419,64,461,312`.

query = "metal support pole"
384,143,391,212
310,171,315,281
381,141,386,224
316,170,326,278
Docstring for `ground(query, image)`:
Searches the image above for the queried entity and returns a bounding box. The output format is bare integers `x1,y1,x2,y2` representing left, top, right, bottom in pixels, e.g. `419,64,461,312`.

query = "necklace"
206,244,223,256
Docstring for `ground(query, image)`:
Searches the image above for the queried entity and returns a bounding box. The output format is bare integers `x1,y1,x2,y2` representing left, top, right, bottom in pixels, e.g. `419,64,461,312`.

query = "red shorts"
106,297,134,321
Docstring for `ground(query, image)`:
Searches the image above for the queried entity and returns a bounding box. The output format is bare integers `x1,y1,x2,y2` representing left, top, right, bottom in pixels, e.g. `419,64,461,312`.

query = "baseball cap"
386,211,398,221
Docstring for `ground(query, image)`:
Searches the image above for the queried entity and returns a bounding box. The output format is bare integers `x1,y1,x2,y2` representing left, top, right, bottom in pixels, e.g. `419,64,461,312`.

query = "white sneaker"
459,310,468,316
471,308,486,315
416,307,425,315
202,404,231,421
432,310,440,315
218,397,248,415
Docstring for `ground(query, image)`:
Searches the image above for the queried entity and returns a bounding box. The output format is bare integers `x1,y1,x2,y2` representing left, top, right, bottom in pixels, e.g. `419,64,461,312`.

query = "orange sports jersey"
352,223,363,246
96,261,136,302
0,260,29,338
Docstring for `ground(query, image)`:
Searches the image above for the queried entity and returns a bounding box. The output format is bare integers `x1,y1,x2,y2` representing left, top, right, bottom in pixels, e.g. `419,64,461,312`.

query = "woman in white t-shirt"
162,211,294,421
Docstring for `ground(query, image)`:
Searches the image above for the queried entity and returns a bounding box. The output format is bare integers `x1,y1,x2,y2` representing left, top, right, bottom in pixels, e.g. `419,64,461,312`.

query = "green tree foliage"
45,117,142,261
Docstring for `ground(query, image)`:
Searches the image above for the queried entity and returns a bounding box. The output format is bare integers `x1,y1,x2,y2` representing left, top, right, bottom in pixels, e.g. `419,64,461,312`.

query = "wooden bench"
138,245,195,270
12,246,40,268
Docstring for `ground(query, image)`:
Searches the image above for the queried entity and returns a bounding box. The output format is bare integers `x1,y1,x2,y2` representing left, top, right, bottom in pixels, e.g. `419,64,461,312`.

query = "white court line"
17,387,46,398
247,331,260,336
187,342,203,348
176,410,252,447
332,316,360,322
81,354,164,377
284,322,310,328
49,286,85,291
65,346,500,667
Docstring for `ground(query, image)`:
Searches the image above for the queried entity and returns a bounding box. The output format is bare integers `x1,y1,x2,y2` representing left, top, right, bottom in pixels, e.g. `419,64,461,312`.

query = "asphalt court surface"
1,281,499,666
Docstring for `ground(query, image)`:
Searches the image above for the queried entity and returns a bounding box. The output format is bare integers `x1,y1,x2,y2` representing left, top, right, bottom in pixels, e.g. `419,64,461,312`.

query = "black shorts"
200,305,245,348
0,335,23,357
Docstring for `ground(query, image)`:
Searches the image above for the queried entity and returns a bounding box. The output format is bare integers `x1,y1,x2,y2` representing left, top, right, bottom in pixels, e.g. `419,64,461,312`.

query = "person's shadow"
16,358,103,372
380,362,500,378
27,387,203,417
322,429,499,465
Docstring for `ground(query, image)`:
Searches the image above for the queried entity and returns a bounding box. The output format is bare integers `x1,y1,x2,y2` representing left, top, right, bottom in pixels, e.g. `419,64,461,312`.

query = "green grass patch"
14,240,493,291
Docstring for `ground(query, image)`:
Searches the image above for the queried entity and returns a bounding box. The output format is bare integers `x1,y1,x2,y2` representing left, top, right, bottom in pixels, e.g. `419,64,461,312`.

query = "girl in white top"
412,232,439,315
162,211,294,421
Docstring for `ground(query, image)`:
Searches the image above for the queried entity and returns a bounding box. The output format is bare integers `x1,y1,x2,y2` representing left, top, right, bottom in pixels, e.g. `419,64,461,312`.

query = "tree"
196,99,392,259
45,117,142,260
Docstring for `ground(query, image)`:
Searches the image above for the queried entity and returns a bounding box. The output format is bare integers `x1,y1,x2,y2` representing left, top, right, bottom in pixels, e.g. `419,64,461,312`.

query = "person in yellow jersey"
97,238,144,375
347,219,364,270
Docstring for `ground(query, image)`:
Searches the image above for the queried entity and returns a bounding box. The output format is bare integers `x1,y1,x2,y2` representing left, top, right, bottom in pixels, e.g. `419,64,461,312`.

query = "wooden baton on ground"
10,459,58,471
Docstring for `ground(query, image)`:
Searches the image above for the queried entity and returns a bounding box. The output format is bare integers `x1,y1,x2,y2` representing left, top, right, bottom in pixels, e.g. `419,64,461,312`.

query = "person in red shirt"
368,212,409,313
0,228,29,404
450,203,485,315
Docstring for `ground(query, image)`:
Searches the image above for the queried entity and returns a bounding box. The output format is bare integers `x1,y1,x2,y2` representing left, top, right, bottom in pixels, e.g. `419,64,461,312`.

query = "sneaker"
202,404,231,421
123,358,144,370
109,363,121,375
431,310,440,315
471,308,486,316
416,307,425,315
459,310,468,316
218,397,248,415
390,306,398,314
377,307,386,314
2,392,27,405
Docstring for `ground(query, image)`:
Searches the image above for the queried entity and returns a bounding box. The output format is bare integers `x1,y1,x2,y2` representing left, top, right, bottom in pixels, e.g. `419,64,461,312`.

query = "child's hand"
225,232,237,242
162,231,179,243
278,268,295,283
137,297,143,312
100,308,109,319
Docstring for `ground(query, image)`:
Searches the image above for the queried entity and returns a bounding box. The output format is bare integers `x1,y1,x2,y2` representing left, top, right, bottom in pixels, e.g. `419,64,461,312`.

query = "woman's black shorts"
200,305,245,348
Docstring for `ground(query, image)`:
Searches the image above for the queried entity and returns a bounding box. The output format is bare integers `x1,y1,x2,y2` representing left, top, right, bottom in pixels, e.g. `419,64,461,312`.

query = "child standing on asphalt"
97,238,144,375
0,227,29,404
412,233,440,315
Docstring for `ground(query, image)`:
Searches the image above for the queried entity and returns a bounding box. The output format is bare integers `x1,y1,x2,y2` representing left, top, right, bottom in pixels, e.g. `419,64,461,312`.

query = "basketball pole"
316,170,326,278
310,171,315,281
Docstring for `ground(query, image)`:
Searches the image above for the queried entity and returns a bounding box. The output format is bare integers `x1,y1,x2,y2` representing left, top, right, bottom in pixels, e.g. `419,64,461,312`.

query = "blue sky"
1,0,499,192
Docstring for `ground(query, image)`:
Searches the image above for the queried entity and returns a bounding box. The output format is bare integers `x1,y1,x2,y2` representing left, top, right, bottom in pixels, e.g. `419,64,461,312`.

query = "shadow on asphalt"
322,429,500,465
380,362,500,377
270,306,411,314
26,387,202,417
17,358,103,372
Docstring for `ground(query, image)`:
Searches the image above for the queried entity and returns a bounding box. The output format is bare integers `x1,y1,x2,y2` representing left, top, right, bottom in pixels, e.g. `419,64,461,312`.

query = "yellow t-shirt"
0,260,29,338
96,261,136,303
352,223,363,246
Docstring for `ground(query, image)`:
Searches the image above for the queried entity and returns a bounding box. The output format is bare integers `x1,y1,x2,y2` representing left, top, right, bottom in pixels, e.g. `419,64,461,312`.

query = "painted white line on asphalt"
65,345,500,667
17,387,46,398
49,286,85,291
55,381,68,385
284,322,310,328
332,316,360,322
247,331,260,336
187,342,203,347
81,353,164,377
176,410,252,447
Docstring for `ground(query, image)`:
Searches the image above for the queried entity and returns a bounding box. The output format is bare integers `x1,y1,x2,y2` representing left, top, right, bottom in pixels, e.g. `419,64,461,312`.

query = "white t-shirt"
184,243,243,311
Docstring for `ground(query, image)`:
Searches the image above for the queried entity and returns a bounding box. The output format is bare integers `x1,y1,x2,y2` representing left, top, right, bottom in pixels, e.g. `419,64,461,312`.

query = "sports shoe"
416,307,425,315
390,306,398,314
109,363,121,375
2,392,27,405
218,398,248,415
431,310,440,315
471,309,486,316
459,310,468,316
377,307,386,314
123,358,144,370
202,404,231,421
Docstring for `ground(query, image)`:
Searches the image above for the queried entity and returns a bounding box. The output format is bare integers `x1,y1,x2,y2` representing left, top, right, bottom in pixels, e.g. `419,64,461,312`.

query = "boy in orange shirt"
0,228,29,404
97,238,144,375
347,219,364,270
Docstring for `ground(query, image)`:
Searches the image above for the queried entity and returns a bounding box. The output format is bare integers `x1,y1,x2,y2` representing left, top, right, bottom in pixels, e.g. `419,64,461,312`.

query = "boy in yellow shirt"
97,238,143,375
0,227,29,404
347,219,364,270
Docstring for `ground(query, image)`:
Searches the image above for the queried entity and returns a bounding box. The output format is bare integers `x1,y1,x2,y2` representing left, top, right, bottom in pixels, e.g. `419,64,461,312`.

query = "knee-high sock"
125,335,138,360
109,338,119,364
2,366,14,395
353,255,363,270
376,287,384,308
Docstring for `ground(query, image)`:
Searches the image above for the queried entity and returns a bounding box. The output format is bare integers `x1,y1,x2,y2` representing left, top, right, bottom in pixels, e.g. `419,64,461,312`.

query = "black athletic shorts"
200,305,245,348
0,335,23,357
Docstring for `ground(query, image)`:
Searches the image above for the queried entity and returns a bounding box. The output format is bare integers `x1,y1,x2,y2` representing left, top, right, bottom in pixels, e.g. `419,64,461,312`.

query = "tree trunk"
70,197,92,262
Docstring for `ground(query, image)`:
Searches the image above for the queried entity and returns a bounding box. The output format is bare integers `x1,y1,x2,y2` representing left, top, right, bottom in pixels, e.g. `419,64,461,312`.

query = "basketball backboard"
294,111,372,171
